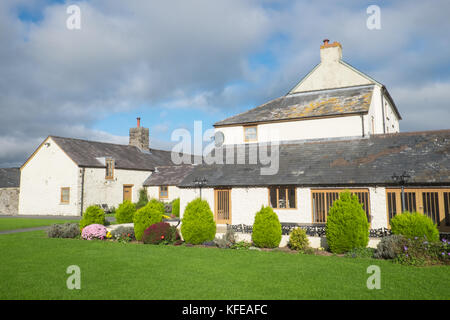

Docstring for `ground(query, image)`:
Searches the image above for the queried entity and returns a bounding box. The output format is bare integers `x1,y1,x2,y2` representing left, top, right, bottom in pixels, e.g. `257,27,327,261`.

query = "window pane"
288,188,296,208
269,188,277,208
278,188,287,208
244,127,257,141
61,188,69,202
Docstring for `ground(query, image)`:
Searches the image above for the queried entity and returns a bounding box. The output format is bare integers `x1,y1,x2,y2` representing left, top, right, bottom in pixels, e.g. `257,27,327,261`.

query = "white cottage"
176,40,450,235
18,119,186,216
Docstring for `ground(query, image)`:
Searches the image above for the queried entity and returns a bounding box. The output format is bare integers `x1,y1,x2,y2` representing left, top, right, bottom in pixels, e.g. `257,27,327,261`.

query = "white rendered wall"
217,115,365,146
367,85,400,135
82,168,152,210
146,185,181,202
369,187,388,229
18,137,80,216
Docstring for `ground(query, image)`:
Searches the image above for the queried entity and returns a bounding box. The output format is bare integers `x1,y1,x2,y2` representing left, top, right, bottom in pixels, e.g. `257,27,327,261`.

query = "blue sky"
0,0,449,167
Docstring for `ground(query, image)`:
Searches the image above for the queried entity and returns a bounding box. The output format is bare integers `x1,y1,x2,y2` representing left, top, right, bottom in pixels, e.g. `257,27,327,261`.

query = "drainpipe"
381,86,386,134
80,168,85,216
361,114,365,137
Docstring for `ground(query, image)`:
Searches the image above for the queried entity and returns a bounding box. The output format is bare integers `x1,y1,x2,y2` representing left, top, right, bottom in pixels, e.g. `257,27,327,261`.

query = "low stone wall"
0,187,20,215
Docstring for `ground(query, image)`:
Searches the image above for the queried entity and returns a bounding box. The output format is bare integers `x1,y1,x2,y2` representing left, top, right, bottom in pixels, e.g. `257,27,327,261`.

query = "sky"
0,0,449,167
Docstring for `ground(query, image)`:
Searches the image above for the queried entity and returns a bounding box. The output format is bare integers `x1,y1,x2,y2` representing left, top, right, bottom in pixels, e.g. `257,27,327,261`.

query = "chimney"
320,39,342,64
129,117,149,151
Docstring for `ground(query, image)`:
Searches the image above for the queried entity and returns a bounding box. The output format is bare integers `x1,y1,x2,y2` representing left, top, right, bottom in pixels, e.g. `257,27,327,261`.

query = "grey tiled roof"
143,165,195,186
179,130,450,187
50,136,178,171
0,168,20,188
214,85,375,126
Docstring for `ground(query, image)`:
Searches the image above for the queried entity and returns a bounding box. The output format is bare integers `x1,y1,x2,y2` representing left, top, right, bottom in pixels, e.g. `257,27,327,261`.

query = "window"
243,126,257,142
61,187,70,204
386,188,450,231
106,159,114,180
159,186,168,199
312,189,370,223
268,187,296,209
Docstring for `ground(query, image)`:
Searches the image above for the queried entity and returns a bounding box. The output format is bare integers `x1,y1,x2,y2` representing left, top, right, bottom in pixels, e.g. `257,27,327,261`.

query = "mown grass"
0,231,449,300
0,218,79,231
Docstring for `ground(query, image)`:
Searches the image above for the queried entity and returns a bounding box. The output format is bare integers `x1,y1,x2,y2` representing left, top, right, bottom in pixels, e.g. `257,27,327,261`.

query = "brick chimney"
320,39,342,63
129,117,149,151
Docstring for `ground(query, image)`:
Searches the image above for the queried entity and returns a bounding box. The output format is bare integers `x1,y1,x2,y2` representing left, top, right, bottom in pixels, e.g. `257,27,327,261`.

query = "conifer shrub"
390,211,439,242
325,191,369,254
142,222,180,244
181,198,216,244
288,227,310,252
135,188,149,209
79,205,105,232
133,199,164,241
171,198,180,217
115,200,136,224
252,206,282,248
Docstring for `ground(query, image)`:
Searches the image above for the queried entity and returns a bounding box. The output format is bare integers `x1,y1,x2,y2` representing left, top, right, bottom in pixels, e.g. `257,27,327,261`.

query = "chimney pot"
137,117,141,128
323,39,329,45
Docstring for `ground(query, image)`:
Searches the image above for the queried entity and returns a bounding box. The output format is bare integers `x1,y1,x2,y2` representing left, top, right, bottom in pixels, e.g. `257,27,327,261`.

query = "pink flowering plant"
81,224,108,240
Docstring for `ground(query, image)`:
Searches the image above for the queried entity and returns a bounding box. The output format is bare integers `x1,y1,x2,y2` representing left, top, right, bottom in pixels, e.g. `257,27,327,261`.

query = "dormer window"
244,125,257,142
106,159,114,180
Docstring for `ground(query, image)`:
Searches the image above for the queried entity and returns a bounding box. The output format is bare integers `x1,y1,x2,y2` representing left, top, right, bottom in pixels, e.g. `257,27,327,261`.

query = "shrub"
288,228,310,252
344,247,376,259
394,237,450,266
81,224,107,240
325,191,369,254
135,188,149,210
142,222,180,245
110,226,135,243
374,234,405,259
230,241,252,250
47,223,80,238
181,198,216,245
115,200,136,224
214,228,236,249
390,211,439,242
171,198,180,217
79,205,105,232
133,199,165,241
252,206,282,248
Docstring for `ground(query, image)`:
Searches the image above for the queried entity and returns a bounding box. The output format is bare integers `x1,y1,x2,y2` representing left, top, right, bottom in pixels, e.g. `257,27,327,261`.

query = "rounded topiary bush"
79,205,105,232
325,191,369,254
288,227,310,252
181,198,216,245
133,199,164,241
115,200,136,224
171,198,180,217
252,206,282,248
390,211,439,242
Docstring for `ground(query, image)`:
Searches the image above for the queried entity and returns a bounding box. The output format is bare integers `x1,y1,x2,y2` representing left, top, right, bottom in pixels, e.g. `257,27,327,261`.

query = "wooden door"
215,189,231,224
123,185,133,202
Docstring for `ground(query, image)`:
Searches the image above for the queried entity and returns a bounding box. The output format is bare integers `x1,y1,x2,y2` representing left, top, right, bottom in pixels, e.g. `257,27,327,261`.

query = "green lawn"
0,218,79,231
0,230,449,300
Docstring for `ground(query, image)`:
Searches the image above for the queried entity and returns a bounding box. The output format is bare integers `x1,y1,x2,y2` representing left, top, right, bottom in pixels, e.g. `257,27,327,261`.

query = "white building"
17,119,186,216
176,41,450,235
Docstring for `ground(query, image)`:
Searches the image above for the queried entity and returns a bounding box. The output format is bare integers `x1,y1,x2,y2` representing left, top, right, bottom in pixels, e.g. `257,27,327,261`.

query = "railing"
228,223,392,238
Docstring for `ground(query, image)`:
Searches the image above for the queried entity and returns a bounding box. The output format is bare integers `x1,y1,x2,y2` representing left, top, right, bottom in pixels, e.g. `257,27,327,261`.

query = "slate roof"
179,130,450,187
143,165,195,186
214,85,375,127
0,168,20,188
49,136,180,171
